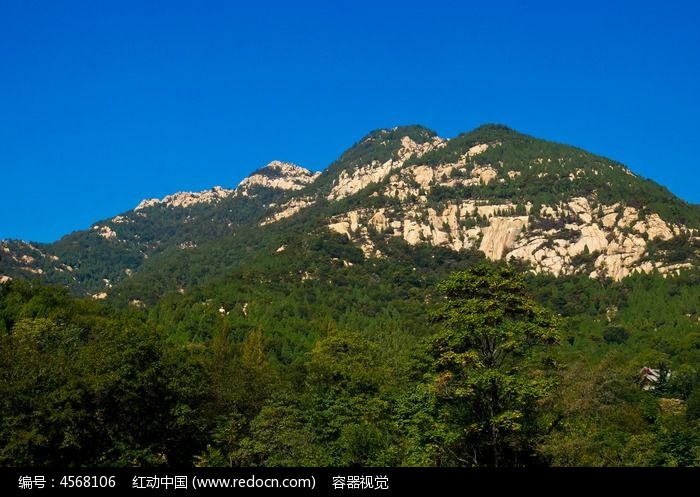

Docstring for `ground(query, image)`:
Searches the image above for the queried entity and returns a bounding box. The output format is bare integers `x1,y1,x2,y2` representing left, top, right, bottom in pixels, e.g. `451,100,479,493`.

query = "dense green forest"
2,259,699,467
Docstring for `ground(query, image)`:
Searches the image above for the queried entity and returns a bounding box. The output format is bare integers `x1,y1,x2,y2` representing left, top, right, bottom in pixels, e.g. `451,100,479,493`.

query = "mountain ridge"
1,124,699,298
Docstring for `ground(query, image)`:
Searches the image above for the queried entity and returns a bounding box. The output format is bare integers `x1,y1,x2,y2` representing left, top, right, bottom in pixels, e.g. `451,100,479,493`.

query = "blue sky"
1,0,699,242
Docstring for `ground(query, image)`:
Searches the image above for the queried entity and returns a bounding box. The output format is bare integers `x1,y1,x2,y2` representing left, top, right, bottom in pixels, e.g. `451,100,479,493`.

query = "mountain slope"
313,125,700,280
2,124,698,300
0,161,318,295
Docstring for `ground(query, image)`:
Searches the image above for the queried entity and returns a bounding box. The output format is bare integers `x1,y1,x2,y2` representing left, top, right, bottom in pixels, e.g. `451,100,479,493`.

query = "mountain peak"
361,125,437,143
258,160,314,176
135,185,235,210
236,161,320,194
265,159,295,168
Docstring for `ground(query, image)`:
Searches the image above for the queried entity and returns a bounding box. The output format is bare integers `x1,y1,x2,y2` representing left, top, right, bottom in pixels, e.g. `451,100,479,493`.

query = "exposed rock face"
93,225,117,240
480,217,529,260
328,213,381,257
467,143,491,156
635,213,674,240
368,210,388,232
379,142,504,199
328,136,445,200
570,224,608,256
325,194,691,281
328,220,351,238
471,165,498,185
261,196,316,225
329,159,395,200
0,241,74,280
568,197,593,224
136,186,235,210
134,161,320,211
111,215,130,224
135,198,161,210
237,161,320,194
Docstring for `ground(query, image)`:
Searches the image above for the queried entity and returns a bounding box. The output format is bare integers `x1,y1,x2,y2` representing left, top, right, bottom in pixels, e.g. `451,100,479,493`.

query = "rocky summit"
1,124,698,298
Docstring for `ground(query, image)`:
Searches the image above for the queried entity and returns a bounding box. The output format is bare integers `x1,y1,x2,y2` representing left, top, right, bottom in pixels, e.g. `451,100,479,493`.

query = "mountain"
3,124,700,468
0,160,319,295
1,124,699,300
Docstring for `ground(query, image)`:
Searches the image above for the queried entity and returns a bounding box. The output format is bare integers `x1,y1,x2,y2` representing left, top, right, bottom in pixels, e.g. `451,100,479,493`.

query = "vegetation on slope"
2,261,699,467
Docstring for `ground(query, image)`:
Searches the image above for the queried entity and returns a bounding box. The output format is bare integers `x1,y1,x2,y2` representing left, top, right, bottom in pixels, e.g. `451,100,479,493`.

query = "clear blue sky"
1,0,699,243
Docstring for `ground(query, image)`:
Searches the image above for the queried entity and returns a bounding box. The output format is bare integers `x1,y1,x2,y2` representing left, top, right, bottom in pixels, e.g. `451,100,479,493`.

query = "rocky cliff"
262,125,699,281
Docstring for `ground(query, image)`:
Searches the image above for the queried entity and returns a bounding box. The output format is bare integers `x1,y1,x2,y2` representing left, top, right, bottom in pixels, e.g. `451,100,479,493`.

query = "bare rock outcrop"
261,197,316,225
480,217,529,260
325,196,692,282
328,136,445,200
238,161,320,193
136,186,236,210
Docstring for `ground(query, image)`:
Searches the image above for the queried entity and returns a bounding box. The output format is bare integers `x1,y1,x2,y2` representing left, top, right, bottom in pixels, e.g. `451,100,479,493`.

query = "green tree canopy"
426,264,559,466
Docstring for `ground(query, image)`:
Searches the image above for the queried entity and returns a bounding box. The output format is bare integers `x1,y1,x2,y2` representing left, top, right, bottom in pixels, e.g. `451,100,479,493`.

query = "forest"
2,255,699,467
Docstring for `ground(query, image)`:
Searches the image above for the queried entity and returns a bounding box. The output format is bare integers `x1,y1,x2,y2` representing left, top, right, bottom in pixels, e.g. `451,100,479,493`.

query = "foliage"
0,281,211,466
423,265,559,466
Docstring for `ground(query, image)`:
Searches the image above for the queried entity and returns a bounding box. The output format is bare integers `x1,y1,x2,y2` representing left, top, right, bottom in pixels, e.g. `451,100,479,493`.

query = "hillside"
2,124,700,467
0,161,318,295
2,124,698,300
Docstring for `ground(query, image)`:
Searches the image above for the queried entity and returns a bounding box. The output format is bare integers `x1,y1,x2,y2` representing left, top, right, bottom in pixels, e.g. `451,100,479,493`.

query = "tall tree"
427,264,559,466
